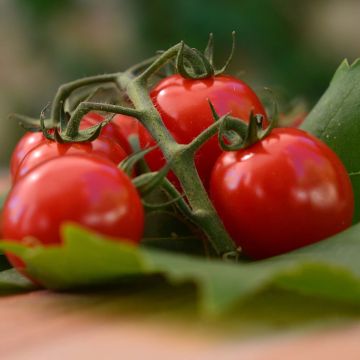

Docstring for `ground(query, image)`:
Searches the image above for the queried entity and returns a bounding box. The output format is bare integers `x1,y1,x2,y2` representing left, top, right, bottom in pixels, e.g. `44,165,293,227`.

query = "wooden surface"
0,290,359,359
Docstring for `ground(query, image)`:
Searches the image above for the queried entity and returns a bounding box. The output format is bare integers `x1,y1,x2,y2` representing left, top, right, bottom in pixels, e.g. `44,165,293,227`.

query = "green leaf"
0,268,35,294
2,223,360,318
301,59,360,222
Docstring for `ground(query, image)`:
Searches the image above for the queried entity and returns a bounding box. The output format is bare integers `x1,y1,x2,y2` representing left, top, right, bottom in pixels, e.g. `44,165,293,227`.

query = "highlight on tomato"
210,128,354,259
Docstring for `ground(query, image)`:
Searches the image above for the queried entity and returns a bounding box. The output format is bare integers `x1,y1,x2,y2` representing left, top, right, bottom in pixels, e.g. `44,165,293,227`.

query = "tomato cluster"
1,66,355,278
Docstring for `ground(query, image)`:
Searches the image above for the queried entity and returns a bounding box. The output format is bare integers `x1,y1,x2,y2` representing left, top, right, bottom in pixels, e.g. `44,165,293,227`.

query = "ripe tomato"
14,136,127,181
210,128,354,259
2,154,144,273
10,131,48,181
10,112,118,182
138,74,267,190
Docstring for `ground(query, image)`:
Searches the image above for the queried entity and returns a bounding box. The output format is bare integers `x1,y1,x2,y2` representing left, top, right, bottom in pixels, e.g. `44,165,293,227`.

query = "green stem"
184,120,221,155
123,72,236,255
65,101,142,138
172,156,236,255
132,44,182,82
124,54,161,76
50,73,118,125
61,41,237,256
161,179,194,221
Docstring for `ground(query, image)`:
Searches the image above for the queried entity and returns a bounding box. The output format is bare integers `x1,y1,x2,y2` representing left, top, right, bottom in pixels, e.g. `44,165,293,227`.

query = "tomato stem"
123,60,237,255
184,121,222,155
50,73,119,126
65,101,142,138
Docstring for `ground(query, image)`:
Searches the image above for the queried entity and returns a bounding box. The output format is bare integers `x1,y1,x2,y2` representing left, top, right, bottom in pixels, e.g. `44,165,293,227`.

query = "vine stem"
52,41,238,256
50,73,119,125
65,101,142,137
118,46,237,255
184,120,222,155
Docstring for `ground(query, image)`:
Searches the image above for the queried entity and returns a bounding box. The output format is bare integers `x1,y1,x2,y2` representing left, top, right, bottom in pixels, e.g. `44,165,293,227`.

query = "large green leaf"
301,59,360,222
2,223,360,317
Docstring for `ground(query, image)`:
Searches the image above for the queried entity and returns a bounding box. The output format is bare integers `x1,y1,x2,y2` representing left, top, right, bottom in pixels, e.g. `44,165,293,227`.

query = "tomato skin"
138,74,267,190
10,112,118,182
14,136,127,181
10,132,48,181
2,155,144,272
210,128,354,259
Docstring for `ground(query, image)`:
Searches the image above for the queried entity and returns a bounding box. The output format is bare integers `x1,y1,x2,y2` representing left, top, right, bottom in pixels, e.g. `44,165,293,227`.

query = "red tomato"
138,74,267,190
10,112,118,182
10,132,48,181
210,128,354,259
14,136,127,181
2,155,144,273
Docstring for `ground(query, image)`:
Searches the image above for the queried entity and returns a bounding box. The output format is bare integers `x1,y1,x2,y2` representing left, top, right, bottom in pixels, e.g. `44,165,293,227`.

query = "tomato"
10,112,118,182
138,74,267,190
10,131,48,181
112,115,144,154
2,154,144,273
14,136,127,181
210,128,354,259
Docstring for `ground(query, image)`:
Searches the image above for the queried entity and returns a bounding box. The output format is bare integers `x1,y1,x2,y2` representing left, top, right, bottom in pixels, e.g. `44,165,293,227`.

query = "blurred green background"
1,0,360,165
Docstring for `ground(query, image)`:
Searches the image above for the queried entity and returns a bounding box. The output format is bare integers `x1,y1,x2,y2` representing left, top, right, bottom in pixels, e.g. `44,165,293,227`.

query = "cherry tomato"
210,128,354,259
2,154,144,273
14,136,127,181
138,74,267,190
10,132,48,181
10,112,118,182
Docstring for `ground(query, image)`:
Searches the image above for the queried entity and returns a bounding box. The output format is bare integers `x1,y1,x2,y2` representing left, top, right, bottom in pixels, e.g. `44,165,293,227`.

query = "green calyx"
208,96,278,152
218,112,275,151
176,32,236,79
